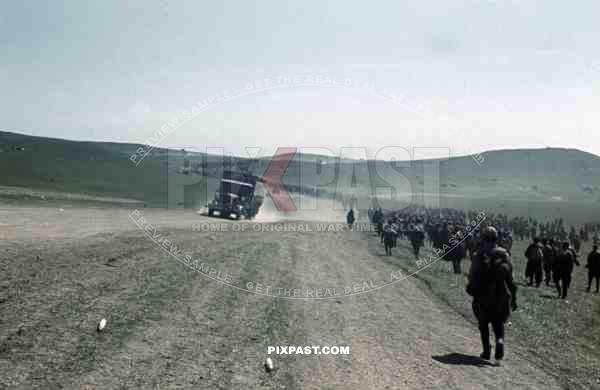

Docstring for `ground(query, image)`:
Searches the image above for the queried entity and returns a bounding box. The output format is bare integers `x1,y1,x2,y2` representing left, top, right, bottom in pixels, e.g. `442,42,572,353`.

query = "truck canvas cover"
220,170,256,195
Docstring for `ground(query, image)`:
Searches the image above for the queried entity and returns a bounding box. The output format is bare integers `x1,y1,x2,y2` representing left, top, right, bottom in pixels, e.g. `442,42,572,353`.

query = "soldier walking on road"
553,241,580,300
542,239,556,286
381,223,395,257
445,230,467,274
525,238,544,287
467,226,518,362
346,209,355,231
374,208,384,238
586,245,600,293
409,225,425,259
573,235,582,254
500,231,513,256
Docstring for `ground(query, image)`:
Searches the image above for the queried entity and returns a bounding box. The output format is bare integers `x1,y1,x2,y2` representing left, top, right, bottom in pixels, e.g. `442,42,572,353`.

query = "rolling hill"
1,131,600,222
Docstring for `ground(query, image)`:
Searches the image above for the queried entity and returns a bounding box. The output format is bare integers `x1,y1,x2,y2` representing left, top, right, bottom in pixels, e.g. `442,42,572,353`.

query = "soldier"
569,226,577,244
530,224,537,241
586,245,600,293
558,227,568,241
524,238,544,287
433,223,448,251
446,233,467,274
573,235,582,254
441,222,450,249
401,219,410,241
346,209,355,230
503,231,514,255
540,224,547,240
381,223,396,256
517,222,526,241
409,225,425,259
465,232,477,260
542,238,556,286
390,220,400,248
425,222,435,248
375,208,384,238
553,241,580,300
466,226,518,362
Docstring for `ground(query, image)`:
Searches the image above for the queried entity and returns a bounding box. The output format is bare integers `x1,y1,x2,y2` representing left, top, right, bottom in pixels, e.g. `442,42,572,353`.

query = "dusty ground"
0,202,568,389
0,186,145,206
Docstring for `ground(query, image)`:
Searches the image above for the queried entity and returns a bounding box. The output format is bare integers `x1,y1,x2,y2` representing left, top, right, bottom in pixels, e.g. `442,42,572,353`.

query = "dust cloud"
253,193,348,224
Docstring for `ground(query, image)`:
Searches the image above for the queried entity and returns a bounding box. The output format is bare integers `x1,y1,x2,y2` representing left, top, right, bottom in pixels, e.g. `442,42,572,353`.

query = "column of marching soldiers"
357,205,600,299
346,204,600,362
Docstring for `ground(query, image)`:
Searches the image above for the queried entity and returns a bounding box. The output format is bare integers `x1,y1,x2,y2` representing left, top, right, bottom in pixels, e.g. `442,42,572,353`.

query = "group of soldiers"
356,204,600,362
364,205,600,284
366,205,513,274
524,237,600,298
362,206,517,361
362,204,600,299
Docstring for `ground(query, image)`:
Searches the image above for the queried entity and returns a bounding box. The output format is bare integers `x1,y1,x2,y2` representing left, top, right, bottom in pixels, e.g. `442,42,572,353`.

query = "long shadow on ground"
432,353,495,367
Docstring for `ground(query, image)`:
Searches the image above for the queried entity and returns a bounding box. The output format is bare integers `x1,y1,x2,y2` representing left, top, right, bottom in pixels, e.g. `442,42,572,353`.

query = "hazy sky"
1,1,599,158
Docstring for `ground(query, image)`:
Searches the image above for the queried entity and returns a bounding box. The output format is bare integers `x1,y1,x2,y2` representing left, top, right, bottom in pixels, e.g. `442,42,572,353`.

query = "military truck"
206,169,263,220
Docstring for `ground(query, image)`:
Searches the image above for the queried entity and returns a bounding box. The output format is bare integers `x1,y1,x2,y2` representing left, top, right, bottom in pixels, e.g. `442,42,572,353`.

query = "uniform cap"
481,226,499,243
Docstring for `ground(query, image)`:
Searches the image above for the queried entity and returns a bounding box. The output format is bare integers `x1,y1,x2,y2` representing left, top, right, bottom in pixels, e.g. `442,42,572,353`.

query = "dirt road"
0,205,562,389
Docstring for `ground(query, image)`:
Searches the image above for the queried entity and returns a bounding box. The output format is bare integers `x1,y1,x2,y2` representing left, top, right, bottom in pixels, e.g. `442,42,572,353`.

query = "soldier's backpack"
473,249,512,311
542,244,555,264
412,230,425,243
525,244,543,263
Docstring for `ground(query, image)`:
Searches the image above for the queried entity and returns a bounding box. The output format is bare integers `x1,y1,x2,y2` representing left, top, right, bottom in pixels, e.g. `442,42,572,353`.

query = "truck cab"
207,169,263,220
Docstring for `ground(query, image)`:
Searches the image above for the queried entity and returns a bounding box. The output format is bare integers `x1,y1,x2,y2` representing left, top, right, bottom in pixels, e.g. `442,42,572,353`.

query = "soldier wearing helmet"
553,241,580,300
467,226,518,362
524,237,544,287
586,245,600,293
409,223,426,259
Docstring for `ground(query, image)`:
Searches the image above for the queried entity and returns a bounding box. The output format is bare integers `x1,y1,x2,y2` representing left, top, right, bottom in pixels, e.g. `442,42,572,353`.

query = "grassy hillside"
440,148,600,199
0,132,209,207
2,131,600,222
0,132,168,205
